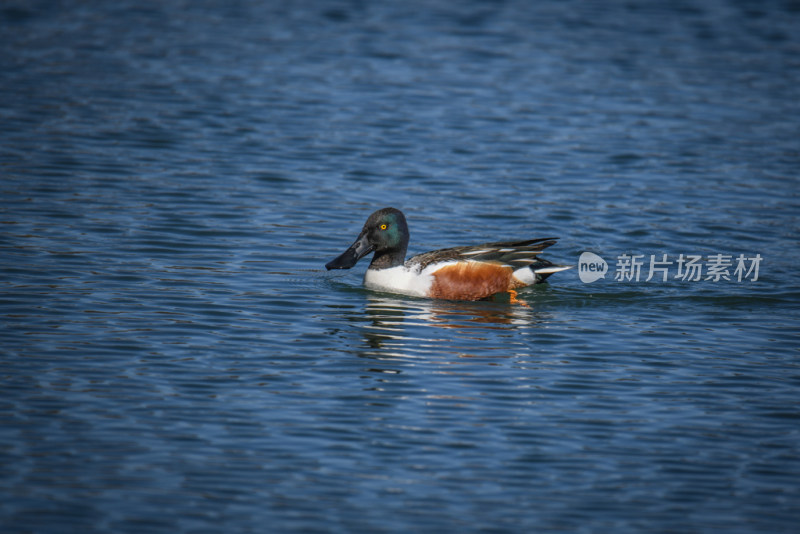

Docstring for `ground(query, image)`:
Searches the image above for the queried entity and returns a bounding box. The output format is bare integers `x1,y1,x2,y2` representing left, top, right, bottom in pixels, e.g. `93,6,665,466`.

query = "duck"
325,207,571,301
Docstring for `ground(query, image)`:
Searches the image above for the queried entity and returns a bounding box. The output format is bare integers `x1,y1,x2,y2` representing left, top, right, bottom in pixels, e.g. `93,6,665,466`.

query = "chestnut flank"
429,262,524,300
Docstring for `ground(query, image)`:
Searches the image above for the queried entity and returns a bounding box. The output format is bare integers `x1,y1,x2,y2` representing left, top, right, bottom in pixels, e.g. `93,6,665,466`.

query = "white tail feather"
533,265,573,274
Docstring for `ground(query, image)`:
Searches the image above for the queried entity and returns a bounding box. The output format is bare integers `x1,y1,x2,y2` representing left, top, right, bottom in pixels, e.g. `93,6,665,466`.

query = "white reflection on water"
355,294,555,362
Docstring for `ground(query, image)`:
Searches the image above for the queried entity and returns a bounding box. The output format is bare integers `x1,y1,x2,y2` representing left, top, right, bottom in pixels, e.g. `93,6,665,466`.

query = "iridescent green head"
325,207,410,270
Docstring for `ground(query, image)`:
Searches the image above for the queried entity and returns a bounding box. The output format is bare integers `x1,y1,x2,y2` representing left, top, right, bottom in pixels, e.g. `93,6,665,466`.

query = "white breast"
363,265,436,297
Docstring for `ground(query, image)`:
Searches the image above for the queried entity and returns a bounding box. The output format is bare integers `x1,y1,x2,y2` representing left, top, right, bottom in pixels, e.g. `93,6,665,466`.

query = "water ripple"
2,0,800,532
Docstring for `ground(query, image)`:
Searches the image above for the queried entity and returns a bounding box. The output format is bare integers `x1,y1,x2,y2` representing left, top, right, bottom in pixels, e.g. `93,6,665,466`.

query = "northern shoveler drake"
325,207,571,301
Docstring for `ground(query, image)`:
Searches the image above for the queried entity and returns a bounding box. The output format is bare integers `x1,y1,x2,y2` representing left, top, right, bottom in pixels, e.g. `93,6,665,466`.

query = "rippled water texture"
2,1,800,532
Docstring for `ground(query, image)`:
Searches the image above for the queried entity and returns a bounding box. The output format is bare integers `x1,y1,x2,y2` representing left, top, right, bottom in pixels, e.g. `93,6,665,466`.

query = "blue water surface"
2,0,800,532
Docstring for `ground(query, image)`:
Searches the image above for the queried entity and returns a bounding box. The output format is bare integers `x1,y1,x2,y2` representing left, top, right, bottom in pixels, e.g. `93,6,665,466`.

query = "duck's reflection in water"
356,293,553,362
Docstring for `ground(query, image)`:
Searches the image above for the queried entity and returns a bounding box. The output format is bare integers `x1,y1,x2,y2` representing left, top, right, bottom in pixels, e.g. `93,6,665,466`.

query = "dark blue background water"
2,1,800,532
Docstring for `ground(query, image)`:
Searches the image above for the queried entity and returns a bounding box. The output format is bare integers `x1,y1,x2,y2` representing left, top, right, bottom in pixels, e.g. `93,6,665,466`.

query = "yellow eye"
380,224,387,230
